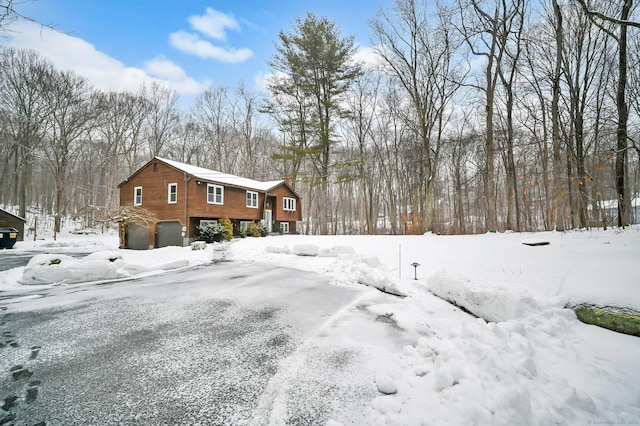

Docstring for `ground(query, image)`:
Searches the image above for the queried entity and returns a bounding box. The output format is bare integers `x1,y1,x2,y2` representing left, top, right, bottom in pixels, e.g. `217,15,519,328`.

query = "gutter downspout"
184,172,190,246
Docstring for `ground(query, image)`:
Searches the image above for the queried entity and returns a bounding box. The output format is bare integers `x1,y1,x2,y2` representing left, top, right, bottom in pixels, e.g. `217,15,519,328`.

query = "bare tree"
371,0,461,233
457,0,525,232
341,73,381,234
100,205,156,249
560,2,615,228
92,90,151,207
141,82,181,158
496,0,526,231
551,0,567,231
40,69,97,233
0,0,42,31
192,86,236,172
574,0,637,227
0,47,51,217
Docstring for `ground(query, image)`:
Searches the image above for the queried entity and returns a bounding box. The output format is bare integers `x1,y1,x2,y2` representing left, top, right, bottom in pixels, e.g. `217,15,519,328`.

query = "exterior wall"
0,210,26,241
188,183,264,221
269,185,302,222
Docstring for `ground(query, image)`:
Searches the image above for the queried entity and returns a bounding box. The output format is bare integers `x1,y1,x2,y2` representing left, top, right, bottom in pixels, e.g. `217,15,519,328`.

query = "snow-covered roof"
0,207,26,222
157,157,284,192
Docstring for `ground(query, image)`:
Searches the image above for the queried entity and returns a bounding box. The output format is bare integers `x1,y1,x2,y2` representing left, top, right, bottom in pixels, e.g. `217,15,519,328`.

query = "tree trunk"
616,0,632,227
551,0,565,231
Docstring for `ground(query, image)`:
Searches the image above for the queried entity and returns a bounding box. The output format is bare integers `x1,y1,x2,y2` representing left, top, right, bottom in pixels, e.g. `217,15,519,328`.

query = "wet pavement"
0,261,366,425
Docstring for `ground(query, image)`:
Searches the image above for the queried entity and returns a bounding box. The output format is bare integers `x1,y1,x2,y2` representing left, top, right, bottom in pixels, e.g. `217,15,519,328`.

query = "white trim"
246,190,258,208
207,184,224,205
134,186,142,206
283,197,296,211
280,222,290,234
168,183,177,204
263,209,272,232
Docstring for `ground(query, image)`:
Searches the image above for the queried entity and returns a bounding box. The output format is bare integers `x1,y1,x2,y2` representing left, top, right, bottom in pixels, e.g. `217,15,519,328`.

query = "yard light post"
411,262,420,280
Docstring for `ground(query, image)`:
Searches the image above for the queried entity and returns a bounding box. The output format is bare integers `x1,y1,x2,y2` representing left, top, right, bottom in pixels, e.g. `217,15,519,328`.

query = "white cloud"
144,57,188,80
5,21,209,96
353,44,386,70
253,70,271,94
144,57,211,95
169,8,253,64
188,8,240,41
169,30,253,63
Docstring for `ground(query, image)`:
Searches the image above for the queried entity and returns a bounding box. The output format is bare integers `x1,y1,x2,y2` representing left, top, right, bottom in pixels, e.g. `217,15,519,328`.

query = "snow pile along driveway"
229,230,640,424
15,246,216,286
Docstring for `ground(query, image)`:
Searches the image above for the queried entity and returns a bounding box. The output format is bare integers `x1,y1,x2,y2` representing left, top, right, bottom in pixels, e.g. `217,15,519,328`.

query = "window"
207,184,224,205
283,197,296,211
134,186,142,206
280,222,290,234
240,221,253,233
168,183,177,204
246,191,258,208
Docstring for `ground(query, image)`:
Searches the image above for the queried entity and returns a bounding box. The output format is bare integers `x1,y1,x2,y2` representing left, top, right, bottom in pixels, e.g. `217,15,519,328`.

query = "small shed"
0,208,26,241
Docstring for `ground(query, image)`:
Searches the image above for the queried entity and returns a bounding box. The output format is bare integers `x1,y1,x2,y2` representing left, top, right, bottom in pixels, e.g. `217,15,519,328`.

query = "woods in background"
1,0,639,235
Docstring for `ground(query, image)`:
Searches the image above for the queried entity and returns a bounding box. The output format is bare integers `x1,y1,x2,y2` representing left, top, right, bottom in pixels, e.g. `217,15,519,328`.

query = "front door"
263,209,272,233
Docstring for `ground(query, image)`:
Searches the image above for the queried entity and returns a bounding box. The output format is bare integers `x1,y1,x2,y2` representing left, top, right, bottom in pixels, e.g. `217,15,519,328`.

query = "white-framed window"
134,186,142,206
168,183,177,204
246,191,258,208
240,221,253,233
207,184,224,205
283,197,296,211
280,222,290,234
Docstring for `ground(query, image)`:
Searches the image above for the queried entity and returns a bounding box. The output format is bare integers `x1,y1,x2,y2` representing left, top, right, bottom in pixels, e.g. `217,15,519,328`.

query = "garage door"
156,221,182,247
126,224,149,250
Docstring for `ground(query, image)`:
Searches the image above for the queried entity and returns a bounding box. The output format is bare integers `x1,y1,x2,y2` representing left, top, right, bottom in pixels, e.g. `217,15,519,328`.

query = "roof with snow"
156,157,285,192
0,207,26,222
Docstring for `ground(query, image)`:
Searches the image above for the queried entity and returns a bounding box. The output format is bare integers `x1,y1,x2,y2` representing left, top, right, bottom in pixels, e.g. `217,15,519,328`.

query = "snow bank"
365,298,640,425
6,245,217,287
19,253,125,285
557,259,640,310
427,272,545,322
256,241,405,296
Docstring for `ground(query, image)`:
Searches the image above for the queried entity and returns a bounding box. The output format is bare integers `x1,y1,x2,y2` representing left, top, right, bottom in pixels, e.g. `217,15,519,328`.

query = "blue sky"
5,0,393,100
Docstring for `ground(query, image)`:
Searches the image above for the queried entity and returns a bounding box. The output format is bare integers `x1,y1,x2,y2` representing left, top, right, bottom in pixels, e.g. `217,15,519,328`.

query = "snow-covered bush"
197,222,227,243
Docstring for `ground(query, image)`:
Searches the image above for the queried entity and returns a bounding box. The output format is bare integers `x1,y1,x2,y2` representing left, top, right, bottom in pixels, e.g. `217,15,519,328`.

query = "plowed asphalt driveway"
0,261,367,425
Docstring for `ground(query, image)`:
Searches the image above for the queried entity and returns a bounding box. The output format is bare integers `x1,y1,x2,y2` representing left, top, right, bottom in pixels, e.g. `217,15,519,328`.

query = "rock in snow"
375,373,398,395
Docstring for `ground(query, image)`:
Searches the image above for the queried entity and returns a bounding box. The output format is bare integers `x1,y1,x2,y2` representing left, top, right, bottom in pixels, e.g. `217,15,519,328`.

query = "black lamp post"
411,262,420,280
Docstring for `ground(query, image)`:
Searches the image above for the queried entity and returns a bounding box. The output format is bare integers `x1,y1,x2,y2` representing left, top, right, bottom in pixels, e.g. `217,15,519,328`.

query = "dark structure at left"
0,207,25,242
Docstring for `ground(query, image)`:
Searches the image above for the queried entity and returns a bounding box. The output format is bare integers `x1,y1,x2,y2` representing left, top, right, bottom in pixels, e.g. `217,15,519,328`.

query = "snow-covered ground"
1,227,639,424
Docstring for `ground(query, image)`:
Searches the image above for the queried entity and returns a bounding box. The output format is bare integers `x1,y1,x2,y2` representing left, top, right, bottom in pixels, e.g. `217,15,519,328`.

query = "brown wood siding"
188,183,263,221
119,161,188,225
269,185,302,222
0,210,25,241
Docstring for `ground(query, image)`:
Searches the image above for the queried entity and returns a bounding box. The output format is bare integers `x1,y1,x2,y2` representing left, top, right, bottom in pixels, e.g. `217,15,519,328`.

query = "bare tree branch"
573,0,640,29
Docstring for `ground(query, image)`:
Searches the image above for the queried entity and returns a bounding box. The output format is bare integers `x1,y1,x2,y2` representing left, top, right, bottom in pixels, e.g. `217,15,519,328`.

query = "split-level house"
118,157,302,249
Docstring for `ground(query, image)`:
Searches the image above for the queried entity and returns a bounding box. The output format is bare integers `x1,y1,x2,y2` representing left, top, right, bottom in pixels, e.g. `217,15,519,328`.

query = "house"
0,207,26,241
118,157,302,249
588,197,640,227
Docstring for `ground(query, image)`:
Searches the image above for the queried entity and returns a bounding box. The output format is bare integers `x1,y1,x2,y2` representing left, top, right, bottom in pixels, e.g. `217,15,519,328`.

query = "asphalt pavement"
0,261,367,425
